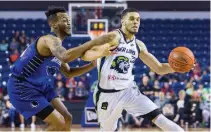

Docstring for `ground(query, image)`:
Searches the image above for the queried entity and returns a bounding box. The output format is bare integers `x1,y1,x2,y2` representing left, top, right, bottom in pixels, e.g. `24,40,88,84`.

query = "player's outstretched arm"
44,32,117,63
137,39,175,75
81,31,119,61
60,62,96,78
81,44,117,61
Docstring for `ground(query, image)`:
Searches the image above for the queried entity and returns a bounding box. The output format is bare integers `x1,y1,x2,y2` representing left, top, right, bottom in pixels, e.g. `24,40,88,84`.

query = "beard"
66,32,72,37
126,27,137,35
63,29,72,37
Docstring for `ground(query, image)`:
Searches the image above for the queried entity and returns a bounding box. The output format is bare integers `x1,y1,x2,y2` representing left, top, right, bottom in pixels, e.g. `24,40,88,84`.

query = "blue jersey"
7,32,62,119
11,32,61,87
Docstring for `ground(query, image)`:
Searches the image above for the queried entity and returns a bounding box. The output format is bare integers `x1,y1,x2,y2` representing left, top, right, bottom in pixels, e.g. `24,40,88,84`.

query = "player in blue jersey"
7,6,116,131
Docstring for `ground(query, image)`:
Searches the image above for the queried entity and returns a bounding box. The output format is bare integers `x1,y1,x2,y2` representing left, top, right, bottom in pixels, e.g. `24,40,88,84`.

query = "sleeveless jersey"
97,29,140,90
10,32,62,87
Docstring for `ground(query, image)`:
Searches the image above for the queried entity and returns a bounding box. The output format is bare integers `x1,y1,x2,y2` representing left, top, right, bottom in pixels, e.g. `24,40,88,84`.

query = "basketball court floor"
0,125,209,131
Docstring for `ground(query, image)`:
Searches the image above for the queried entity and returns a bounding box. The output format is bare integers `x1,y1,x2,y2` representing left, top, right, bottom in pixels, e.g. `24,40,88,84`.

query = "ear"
121,19,125,27
51,21,58,29
121,19,124,25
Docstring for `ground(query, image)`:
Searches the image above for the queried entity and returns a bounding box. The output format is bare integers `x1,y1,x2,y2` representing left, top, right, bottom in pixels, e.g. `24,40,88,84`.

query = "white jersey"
97,29,140,90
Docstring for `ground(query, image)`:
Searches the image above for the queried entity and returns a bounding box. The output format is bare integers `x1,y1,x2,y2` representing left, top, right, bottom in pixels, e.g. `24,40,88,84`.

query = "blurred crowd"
0,31,210,129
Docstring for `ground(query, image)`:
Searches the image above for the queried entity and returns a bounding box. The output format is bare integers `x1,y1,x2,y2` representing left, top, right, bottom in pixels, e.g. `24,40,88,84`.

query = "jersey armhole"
34,37,46,59
135,39,141,54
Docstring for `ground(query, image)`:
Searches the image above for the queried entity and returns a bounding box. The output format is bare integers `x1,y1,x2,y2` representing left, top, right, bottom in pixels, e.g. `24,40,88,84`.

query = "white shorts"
93,86,158,131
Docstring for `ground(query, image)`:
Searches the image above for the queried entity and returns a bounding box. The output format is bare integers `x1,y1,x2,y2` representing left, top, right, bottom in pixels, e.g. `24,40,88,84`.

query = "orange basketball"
168,47,195,73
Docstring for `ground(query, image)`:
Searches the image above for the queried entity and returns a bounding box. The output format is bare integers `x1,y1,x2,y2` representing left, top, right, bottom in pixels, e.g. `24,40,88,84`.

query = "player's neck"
121,28,134,40
51,29,66,41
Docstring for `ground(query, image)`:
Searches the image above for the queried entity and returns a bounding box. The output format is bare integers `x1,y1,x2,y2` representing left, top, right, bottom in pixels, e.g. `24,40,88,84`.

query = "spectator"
125,113,143,128
66,78,77,100
189,91,202,127
0,89,7,126
185,81,194,97
162,103,175,120
9,49,19,64
200,87,210,128
153,80,160,99
196,84,204,95
174,90,186,127
5,97,16,128
68,87,75,100
26,37,35,47
139,75,154,100
66,77,77,89
201,70,210,83
154,92,167,108
190,62,201,81
19,114,36,130
75,80,88,99
9,38,19,52
0,40,8,51
161,82,174,95
56,73,65,84
13,31,21,42
56,81,65,101
79,76,90,91
19,37,27,53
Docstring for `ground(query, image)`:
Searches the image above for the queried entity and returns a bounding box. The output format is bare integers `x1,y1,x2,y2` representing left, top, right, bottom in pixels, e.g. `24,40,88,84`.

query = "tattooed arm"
60,62,96,78
44,32,117,63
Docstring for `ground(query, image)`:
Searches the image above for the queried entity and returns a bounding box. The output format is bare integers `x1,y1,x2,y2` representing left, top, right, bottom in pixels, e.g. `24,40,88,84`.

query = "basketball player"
82,8,185,131
7,6,116,131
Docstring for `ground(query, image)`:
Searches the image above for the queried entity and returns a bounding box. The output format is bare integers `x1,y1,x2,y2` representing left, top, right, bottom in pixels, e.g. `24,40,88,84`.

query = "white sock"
154,114,184,132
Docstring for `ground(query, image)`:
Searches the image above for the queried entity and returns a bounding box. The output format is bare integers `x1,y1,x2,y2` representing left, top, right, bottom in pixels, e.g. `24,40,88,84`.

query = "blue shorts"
7,76,58,120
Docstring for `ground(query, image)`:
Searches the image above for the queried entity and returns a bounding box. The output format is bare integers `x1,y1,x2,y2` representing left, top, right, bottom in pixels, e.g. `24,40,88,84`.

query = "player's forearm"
66,63,95,78
140,52,174,75
62,33,116,63
81,50,103,61
158,63,175,75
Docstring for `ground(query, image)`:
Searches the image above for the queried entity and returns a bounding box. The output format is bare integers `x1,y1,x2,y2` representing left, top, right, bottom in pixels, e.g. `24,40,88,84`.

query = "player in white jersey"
81,8,185,131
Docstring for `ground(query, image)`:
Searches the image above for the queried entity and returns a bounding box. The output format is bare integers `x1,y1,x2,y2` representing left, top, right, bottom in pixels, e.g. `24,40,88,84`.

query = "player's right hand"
100,44,117,56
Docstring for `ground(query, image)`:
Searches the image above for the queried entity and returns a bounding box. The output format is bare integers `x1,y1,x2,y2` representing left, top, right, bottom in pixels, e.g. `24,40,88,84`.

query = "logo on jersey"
30,101,39,108
101,102,108,110
51,57,61,66
111,56,130,74
46,66,59,76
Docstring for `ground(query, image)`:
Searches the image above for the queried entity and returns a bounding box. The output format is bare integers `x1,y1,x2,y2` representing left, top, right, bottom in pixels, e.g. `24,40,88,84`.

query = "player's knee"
141,108,161,122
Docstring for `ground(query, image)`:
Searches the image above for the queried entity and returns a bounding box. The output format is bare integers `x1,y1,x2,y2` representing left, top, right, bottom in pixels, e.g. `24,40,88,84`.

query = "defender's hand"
100,44,117,56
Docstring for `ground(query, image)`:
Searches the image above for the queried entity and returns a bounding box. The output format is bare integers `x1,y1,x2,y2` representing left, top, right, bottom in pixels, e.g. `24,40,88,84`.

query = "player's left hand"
191,59,197,70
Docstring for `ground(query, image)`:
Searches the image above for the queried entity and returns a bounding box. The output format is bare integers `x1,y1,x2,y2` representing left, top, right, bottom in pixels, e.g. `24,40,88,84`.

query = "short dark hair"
45,6,66,20
121,8,139,19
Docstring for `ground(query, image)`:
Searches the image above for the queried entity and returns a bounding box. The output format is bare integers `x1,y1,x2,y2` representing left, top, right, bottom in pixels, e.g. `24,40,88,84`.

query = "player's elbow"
61,52,74,63
81,55,93,62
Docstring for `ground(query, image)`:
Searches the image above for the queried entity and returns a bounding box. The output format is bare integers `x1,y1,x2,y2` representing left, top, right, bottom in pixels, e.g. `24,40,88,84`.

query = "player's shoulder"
108,30,121,40
39,34,61,45
135,39,147,51
136,39,145,45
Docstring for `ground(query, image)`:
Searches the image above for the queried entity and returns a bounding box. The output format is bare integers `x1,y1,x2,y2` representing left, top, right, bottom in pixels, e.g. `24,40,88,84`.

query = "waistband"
97,84,124,93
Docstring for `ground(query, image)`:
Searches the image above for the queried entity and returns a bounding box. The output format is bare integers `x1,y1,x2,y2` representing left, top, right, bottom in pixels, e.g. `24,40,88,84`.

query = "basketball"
168,47,195,73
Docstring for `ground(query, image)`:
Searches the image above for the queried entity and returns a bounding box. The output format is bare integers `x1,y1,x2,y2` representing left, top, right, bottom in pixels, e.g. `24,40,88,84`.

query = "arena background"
0,0,210,131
